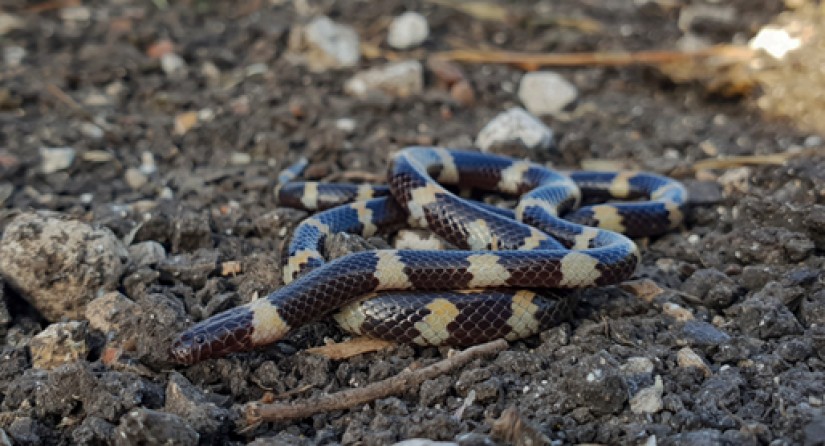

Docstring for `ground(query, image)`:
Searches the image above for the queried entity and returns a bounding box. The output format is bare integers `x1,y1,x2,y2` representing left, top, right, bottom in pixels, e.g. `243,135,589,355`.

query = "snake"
169,146,686,364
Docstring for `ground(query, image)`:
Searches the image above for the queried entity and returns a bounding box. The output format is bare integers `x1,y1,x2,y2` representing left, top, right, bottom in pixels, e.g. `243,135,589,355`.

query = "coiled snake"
170,147,686,364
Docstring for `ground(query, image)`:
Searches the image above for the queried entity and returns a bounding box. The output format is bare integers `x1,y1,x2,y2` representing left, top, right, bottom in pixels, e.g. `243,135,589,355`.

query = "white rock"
40,147,76,173
344,60,423,98
160,53,187,77
4,45,26,67
518,71,578,116
140,151,157,175
298,16,360,70
230,152,251,165
475,107,554,153
387,12,430,50
335,118,357,133
630,375,664,414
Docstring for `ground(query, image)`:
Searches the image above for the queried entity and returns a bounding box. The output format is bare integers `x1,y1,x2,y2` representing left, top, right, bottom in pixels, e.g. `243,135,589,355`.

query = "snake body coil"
170,147,686,364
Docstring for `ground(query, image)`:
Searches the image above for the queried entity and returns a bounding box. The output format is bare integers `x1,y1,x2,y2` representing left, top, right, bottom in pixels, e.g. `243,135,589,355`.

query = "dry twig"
432,44,754,70
244,338,508,424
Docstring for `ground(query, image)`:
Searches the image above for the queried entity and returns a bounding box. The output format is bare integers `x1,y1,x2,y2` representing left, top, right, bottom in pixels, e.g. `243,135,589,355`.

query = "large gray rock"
0,212,129,321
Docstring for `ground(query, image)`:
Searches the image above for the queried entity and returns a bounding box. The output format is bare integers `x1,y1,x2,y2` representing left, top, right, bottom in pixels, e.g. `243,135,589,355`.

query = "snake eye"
194,334,206,344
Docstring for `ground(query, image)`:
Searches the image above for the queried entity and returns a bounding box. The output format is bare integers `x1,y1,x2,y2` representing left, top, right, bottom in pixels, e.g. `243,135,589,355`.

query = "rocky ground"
1,0,825,445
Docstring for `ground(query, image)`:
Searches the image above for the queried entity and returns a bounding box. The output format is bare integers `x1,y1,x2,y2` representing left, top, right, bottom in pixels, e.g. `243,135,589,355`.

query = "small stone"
344,60,424,98
0,212,129,321
0,182,12,206
160,53,187,78
776,337,812,363
59,6,91,22
114,409,198,446
4,45,26,67
85,292,141,334
40,147,76,174
677,347,712,376
164,373,231,436
140,151,157,175
663,302,694,321
621,356,655,376
801,290,825,327
29,321,88,369
475,107,554,153
335,118,357,133
124,168,148,190
677,320,731,346
387,12,430,50
229,152,251,165
129,241,166,268
450,80,476,107
79,122,104,140
630,375,664,414
0,13,25,36
291,16,360,71
517,71,578,116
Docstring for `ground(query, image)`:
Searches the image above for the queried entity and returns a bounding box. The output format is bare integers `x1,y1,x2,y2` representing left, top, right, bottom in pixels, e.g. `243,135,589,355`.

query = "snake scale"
170,147,687,364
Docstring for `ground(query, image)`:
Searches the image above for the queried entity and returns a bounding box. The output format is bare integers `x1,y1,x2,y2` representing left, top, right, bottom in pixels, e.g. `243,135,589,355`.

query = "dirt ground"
2,0,825,445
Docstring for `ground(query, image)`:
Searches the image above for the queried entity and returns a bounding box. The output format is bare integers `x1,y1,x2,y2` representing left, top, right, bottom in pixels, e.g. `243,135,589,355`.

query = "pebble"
40,147,76,174
387,12,430,50
681,268,740,309
229,151,251,165
160,53,187,78
114,409,198,446
344,60,424,98
0,182,12,206
677,320,732,346
0,13,25,35
475,107,554,153
132,240,168,275
335,117,357,133
629,375,663,414
4,45,26,67
124,168,148,190
662,302,694,321
621,356,655,376
291,16,360,71
139,151,157,175
0,212,129,321
677,347,712,376
164,373,231,436
517,71,578,116
79,122,104,140
85,291,141,334
29,321,88,369
801,289,825,327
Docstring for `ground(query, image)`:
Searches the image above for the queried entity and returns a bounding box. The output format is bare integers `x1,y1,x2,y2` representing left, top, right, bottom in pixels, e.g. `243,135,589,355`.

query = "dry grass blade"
306,337,395,360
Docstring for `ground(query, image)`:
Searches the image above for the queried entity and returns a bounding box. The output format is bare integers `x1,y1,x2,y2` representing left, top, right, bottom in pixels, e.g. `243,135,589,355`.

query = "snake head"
169,308,256,365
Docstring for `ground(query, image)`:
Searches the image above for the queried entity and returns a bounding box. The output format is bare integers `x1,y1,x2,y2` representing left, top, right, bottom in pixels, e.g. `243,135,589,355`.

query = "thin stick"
432,44,754,68
244,339,508,424
692,148,825,171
